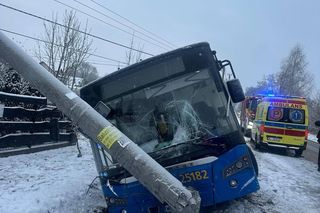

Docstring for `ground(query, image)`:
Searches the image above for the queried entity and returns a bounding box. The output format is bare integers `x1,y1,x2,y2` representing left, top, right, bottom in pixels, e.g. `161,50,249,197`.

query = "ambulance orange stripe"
264,127,305,137
264,127,284,134
285,129,305,137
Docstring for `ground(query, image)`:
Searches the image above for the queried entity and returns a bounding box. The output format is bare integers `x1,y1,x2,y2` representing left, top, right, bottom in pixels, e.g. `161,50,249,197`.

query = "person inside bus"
152,105,174,143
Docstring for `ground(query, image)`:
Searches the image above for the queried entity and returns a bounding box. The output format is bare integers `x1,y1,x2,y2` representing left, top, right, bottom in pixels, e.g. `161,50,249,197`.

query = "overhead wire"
71,0,174,49
0,28,127,64
0,2,155,56
31,54,121,67
88,62,121,66
53,0,170,51
88,0,177,48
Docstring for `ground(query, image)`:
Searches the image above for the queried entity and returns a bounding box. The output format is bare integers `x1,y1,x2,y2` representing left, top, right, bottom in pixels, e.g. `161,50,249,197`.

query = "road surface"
304,140,319,164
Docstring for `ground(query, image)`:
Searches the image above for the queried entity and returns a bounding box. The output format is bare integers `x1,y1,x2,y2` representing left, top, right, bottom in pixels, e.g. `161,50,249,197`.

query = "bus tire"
248,146,259,176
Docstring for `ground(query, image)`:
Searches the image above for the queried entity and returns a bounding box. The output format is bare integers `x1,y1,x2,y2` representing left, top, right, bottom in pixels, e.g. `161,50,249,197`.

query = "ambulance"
251,96,308,156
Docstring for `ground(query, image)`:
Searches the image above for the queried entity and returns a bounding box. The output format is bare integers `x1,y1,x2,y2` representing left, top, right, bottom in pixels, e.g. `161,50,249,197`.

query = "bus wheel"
248,146,259,176
294,149,303,157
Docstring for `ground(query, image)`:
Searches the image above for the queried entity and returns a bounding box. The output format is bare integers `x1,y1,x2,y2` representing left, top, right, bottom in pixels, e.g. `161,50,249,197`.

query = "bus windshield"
105,68,238,156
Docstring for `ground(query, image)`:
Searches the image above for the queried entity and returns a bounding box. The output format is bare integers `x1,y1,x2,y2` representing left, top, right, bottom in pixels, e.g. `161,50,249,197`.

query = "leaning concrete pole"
0,32,200,212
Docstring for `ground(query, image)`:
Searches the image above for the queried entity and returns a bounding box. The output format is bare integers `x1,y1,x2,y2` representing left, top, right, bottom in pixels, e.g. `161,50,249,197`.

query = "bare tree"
245,74,279,96
35,10,93,90
125,31,144,65
308,92,320,134
77,61,99,86
277,44,313,97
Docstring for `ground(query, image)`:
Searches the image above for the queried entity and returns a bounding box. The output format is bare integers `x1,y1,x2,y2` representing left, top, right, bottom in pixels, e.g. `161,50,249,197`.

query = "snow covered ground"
0,134,106,213
1,135,320,213
309,133,318,143
221,141,320,213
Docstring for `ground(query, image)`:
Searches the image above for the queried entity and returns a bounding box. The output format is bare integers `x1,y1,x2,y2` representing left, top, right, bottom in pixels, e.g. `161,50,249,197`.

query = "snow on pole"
0,31,200,212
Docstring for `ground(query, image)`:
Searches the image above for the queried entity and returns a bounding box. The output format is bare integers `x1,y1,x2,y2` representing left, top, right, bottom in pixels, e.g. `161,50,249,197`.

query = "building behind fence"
0,91,77,157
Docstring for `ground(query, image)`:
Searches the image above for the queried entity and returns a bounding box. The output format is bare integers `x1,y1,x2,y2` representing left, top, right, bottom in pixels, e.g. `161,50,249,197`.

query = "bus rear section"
252,96,308,156
80,42,259,212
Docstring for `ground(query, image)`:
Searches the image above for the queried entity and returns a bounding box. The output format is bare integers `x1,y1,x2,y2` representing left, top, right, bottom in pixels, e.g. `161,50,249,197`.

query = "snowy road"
0,135,320,213
304,139,319,164
304,134,319,164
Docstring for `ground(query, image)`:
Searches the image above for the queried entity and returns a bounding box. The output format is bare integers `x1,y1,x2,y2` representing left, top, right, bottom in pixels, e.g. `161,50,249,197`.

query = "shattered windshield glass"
105,69,237,154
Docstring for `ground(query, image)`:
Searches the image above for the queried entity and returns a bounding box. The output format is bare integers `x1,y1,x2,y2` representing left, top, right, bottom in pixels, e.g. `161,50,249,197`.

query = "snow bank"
0,135,106,213
308,133,318,143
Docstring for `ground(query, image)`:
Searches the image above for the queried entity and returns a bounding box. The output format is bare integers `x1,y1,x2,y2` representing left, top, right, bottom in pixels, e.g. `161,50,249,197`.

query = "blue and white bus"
80,42,259,213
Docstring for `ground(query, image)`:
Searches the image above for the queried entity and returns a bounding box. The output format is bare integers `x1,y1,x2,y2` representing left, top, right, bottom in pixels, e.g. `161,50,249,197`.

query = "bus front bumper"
102,144,260,213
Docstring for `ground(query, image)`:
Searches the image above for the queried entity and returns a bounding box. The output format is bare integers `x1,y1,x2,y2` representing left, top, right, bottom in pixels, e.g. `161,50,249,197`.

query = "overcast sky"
0,0,319,93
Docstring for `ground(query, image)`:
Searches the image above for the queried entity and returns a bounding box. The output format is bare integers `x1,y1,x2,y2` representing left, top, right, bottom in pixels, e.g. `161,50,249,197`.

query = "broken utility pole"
0,31,200,212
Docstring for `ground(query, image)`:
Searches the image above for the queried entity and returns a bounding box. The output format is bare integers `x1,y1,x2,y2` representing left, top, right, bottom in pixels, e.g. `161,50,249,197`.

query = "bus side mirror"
226,78,245,103
315,121,320,127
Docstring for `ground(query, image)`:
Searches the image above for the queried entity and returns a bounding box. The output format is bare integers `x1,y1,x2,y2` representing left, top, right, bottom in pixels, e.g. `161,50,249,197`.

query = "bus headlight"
235,161,243,169
223,155,250,178
109,197,115,204
107,197,127,206
229,179,238,187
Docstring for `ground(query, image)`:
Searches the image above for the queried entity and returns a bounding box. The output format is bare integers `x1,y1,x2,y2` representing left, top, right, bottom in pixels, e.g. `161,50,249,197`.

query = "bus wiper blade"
191,136,226,147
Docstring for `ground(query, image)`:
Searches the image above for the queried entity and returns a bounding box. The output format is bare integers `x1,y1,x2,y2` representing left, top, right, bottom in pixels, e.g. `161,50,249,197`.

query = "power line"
37,56,121,67
88,62,121,66
53,0,169,51
0,2,154,56
32,54,122,68
30,54,121,67
71,0,174,49
0,28,127,64
89,0,177,48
